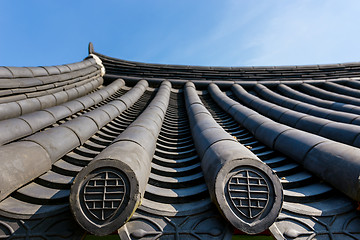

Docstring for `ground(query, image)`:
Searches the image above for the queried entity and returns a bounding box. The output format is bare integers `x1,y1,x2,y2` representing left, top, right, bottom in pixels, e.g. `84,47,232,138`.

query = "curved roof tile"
0,44,359,239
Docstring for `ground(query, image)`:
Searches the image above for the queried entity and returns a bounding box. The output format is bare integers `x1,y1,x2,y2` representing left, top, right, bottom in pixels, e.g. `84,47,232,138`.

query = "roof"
0,43,359,240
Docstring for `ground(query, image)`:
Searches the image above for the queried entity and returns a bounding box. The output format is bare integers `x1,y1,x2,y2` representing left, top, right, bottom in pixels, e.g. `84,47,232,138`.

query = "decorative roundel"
219,161,283,234
83,169,126,221
70,160,136,236
228,169,269,219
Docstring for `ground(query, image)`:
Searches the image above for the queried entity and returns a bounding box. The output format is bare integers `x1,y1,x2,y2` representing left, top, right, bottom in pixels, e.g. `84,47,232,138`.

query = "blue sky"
1,0,360,67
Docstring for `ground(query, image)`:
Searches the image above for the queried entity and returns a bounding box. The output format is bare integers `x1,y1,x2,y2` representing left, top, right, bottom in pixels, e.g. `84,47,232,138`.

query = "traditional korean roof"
0,43,359,240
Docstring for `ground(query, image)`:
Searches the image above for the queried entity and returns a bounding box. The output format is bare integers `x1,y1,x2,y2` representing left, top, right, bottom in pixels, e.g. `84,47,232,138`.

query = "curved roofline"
90,43,360,70
89,42,360,90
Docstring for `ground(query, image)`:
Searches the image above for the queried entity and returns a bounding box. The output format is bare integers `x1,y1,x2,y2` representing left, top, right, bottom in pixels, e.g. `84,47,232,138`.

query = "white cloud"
243,0,360,66
167,0,360,66
111,0,360,67
154,1,273,66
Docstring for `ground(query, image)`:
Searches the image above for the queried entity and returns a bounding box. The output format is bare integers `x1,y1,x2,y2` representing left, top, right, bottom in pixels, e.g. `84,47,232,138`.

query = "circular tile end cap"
215,158,283,234
70,159,140,236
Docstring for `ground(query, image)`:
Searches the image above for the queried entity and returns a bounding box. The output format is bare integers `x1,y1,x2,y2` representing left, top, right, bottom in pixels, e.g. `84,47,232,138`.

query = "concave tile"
139,197,212,217
280,171,314,189
52,159,83,176
155,141,194,152
89,135,112,146
82,140,106,152
151,161,201,176
152,154,199,167
14,182,70,204
98,126,121,137
157,135,193,146
37,170,74,189
272,163,301,177
145,183,208,199
284,183,333,202
159,130,189,139
155,147,196,159
161,122,188,131
63,152,93,166
158,133,192,143
73,146,100,158
282,194,355,216
263,156,287,167
0,197,68,219
149,172,204,187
